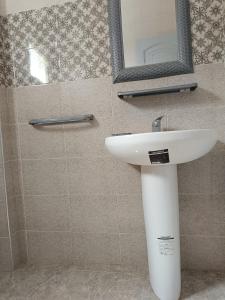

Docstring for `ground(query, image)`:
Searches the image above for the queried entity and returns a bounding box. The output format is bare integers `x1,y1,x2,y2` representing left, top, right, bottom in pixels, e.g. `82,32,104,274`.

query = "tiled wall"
0,0,225,273
0,87,26,271
0,63,224,273
0,88,11,272
0,0,224,87
191,0,225,64
0,0,111,87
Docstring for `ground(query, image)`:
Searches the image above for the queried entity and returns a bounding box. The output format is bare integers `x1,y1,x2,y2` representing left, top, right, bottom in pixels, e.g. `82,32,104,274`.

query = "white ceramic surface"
105,128,217,300
105,129,217,166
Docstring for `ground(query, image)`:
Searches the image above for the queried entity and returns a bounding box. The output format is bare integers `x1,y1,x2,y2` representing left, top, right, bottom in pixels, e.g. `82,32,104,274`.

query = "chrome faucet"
152,116,164,132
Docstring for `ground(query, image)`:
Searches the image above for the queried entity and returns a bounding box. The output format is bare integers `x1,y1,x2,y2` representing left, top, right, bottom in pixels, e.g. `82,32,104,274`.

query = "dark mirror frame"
108,0,194,84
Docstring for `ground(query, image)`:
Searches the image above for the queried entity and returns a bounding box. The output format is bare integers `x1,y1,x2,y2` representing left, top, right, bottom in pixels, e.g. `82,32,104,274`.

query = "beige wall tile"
166,73,196,88
4,160,22,197
64,116,112,157
15,84,61,123
181,235,225,271
24,195,70,231
60,78,112,119
112,94,167,121
119,233,148,274
167,107,214,131
213,107,225,146
179,194,214,235
0,136,4,166
178,154,211,194
113,160,141,195
19,124,65,159
211,152,225,194
7,196,25,234
0,237,12,271
27,231,72,265
168,92,225,145
166,64,219,112
72,233,120,266
112,111,168,135
11,231,27,268
1,125,20,161
208,64,225,107
112,103,167,124
0,200,9,237
117,194,145,234
111,78,167,134
1,88,17,125
22,158,68,195
211,194,225,224
70,194,119,234
0,165,6,202
68,157,114,195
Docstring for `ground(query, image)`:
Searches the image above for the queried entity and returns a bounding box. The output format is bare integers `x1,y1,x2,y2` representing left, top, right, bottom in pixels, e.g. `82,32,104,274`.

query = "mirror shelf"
117,83,198,99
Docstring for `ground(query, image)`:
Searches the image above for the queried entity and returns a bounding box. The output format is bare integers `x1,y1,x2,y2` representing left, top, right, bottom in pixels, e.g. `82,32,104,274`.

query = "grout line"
117,227,122,268
180,233,225,238
25,230,141,238
16,154,112,162
23,193,71,196
20,191,222,198
0,236,11,240
25,230,122,234
26,230,73,233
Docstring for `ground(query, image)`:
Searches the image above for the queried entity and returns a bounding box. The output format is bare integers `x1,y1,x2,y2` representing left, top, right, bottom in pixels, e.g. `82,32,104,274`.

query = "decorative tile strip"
0,0,224,87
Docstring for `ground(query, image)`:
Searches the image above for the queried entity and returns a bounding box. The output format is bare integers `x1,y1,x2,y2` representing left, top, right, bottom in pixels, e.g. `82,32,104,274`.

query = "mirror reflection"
121,0,178,68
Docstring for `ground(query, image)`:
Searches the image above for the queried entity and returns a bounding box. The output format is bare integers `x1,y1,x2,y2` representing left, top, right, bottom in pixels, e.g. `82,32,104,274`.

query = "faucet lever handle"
152,115,164,132
154,115,164,122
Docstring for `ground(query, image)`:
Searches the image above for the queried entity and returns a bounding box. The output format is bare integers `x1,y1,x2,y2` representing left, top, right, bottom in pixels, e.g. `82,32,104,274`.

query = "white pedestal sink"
105,129,217,300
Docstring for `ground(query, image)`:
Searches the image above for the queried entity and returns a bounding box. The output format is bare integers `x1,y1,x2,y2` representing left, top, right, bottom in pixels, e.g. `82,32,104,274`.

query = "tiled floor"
0,265,225,300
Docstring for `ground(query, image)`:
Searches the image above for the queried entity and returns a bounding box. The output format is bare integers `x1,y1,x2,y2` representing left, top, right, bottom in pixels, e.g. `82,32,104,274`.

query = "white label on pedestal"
158,236,175,256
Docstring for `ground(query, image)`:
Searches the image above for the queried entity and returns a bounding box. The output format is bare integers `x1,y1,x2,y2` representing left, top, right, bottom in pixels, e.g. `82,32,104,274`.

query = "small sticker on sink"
149,149,170,164
158,236,175,256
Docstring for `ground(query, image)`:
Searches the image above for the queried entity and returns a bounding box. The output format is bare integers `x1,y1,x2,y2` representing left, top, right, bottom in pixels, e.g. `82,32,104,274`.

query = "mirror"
121,0,178,68
108,0,193,83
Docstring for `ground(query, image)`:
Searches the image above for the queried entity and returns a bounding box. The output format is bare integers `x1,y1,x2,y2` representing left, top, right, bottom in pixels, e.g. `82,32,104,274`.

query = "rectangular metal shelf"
118,83,198,99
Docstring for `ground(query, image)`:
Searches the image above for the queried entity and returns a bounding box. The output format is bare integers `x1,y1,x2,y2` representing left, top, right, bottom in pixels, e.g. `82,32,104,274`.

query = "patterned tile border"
190,0,225,64
0,0,224,87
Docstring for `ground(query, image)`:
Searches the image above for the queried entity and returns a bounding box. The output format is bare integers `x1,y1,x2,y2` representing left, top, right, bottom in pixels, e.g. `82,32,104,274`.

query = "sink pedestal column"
141,164,181,300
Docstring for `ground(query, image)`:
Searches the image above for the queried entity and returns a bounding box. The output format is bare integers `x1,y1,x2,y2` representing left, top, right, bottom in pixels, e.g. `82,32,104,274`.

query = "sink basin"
105,129,217,166
105,128,217,300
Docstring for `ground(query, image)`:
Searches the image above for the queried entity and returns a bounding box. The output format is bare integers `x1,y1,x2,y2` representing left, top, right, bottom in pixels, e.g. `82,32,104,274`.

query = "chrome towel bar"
29,114,94,126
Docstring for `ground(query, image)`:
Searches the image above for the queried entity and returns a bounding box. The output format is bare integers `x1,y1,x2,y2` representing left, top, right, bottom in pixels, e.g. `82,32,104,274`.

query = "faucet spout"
152,115,164,132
